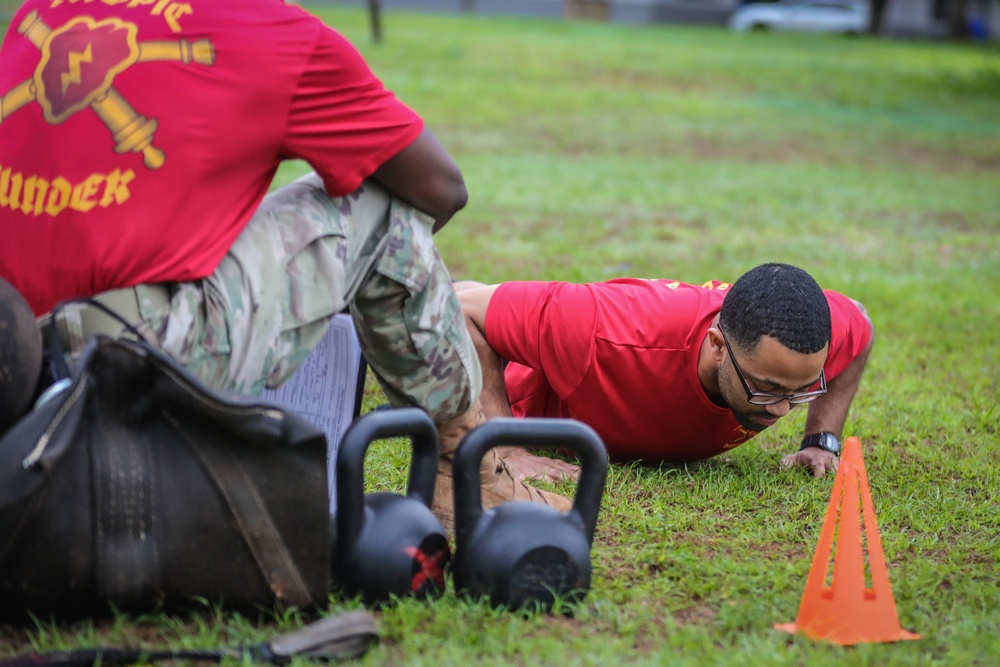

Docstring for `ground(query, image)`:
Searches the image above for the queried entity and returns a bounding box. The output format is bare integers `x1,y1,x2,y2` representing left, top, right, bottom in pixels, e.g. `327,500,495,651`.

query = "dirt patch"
629,614,670,653
684,132,1000,175
673,604,718,627
0,617,250,658
923,210,983,233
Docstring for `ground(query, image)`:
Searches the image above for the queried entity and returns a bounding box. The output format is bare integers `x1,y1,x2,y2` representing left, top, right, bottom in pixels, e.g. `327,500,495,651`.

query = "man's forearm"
471,324,514,420
457,285,513,420
463,308,581,482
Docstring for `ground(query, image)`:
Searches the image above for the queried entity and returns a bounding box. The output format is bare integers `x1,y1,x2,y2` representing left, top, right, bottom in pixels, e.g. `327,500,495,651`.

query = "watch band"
800,432,841,455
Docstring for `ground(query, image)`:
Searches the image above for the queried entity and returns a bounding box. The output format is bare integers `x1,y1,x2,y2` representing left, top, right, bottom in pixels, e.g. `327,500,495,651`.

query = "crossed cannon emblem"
0,11,215,170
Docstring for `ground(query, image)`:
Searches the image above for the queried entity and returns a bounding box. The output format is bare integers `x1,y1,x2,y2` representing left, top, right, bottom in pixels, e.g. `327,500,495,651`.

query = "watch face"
818,434,840,454
804,433,840,454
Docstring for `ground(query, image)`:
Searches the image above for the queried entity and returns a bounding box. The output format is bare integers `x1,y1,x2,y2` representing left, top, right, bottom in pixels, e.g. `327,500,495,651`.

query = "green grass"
0,0,18,18
2,5,999,666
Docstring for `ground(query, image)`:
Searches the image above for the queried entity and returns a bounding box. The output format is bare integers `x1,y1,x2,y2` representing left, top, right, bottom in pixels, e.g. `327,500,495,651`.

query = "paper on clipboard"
263,313,365,512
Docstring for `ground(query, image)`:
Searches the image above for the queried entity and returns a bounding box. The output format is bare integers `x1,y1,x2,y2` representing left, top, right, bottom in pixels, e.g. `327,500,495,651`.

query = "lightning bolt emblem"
61,42,92,95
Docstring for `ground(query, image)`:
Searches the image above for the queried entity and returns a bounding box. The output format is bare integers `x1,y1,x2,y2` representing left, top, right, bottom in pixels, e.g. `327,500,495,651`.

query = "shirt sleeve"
281,25,423,196
485,282,599,399
824,290,873,380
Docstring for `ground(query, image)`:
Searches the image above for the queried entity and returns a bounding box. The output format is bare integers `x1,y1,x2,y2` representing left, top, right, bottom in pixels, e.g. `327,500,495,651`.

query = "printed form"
263,313,364,512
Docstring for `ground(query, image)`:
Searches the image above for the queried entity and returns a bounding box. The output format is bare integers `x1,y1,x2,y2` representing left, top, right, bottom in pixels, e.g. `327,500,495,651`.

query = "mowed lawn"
2,4,999,666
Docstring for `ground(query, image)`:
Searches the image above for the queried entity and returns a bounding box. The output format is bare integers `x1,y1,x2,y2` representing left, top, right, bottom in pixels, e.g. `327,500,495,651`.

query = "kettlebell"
452,418,608,612
332,408,449,606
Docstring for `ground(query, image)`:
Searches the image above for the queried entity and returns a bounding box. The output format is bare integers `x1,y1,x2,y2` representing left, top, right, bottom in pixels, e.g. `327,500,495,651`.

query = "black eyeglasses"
718,322,827,406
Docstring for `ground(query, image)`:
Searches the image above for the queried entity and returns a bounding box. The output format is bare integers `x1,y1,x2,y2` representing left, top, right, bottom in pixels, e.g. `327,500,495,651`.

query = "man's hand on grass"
781,448,839,477
496,446,581,483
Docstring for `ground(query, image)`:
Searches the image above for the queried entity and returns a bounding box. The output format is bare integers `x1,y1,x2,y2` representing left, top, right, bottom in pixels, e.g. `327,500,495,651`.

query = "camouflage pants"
133,174,481,423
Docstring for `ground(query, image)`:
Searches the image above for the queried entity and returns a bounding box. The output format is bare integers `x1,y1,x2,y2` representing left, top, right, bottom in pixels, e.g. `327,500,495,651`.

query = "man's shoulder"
823,289,874,363
593,278,725,312
824,290,870,329
581,278,722,346
492,277,725,325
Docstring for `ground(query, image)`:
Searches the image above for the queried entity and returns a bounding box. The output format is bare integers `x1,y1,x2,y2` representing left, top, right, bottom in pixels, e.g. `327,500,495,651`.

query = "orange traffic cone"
775,437,920,645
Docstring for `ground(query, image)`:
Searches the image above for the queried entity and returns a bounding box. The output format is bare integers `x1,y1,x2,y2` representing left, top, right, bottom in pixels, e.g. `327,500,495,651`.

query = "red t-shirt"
486,278,871,463
0,0,422,315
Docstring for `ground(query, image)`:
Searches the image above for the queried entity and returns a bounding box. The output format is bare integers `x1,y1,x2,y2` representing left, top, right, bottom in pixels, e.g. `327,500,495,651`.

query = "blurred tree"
874,0,985,39
868,0,889,34
947,0,971,38
933,0,976,38
565,0,609,20
368,0,382,43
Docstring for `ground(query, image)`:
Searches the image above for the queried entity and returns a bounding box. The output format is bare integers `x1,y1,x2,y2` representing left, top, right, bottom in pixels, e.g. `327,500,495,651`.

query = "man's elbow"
429,175,468,232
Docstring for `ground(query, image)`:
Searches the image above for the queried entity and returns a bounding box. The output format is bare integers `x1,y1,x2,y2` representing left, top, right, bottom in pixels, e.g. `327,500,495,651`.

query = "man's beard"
717,361,774,433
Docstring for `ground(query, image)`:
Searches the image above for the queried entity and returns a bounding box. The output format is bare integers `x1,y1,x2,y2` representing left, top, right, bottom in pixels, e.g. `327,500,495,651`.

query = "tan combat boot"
432,402,572,533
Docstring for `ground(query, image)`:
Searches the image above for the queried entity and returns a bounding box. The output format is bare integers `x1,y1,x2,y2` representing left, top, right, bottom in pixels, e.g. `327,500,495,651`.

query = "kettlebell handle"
453,418,608,548
336,408,440,557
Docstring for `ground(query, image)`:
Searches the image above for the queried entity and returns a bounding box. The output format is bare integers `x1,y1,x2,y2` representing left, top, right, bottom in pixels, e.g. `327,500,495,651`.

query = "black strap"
164,411,314,608
44,298,147,383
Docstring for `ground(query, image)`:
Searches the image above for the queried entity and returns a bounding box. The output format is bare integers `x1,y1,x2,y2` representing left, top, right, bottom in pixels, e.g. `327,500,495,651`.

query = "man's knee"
352,278,481,422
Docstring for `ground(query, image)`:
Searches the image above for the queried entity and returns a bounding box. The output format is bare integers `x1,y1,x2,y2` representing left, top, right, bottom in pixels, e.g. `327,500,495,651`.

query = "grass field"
2,4,999,666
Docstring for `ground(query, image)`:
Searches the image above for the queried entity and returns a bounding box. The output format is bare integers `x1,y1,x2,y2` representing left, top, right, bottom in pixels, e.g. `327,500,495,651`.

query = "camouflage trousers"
64,174,481,424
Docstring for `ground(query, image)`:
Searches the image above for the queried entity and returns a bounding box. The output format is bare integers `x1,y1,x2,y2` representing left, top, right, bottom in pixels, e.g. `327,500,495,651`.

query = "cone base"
774,622,921,646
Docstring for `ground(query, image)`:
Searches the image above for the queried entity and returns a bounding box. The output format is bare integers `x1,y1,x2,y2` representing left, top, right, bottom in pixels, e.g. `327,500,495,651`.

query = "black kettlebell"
452,418,608,612
332,408,449,606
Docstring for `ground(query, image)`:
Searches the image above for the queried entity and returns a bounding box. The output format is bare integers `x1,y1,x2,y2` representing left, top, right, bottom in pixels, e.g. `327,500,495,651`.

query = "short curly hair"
719,263,831,355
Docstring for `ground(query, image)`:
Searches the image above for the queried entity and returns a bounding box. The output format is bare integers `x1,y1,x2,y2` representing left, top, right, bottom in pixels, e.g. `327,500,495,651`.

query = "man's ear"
706,325,726,363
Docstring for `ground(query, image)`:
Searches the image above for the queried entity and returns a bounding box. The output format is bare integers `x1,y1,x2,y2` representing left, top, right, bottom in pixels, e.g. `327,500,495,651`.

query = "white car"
729,0,870,35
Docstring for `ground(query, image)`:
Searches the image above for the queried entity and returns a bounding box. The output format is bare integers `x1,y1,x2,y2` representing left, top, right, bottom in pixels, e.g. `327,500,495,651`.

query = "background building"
329,0,1000,38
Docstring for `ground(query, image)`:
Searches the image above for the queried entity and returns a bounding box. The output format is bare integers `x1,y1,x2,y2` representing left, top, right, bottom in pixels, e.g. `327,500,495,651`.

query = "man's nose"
765,399,792,418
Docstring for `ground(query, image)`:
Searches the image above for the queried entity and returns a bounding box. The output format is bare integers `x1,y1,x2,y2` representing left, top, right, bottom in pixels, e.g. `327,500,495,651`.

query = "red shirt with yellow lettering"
486,279,871,463
0,0,422,315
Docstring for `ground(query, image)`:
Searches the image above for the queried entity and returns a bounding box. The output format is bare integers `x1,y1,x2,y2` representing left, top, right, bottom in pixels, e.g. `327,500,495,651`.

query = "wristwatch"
800,432,841,455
